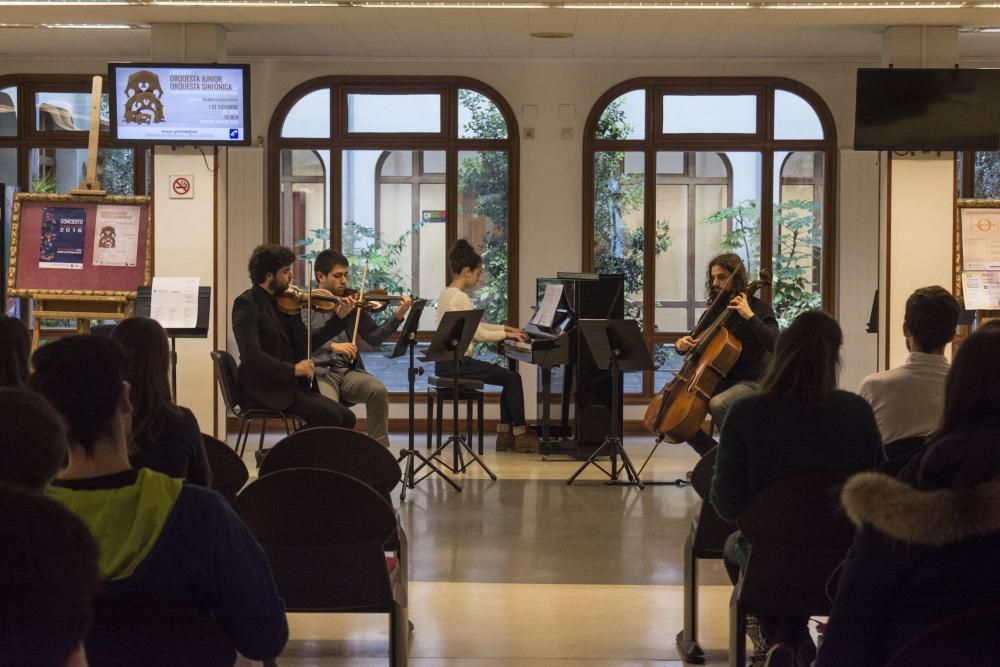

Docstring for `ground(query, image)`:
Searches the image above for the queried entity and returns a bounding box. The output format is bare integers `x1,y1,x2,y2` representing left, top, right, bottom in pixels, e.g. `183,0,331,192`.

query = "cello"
643,268,771,443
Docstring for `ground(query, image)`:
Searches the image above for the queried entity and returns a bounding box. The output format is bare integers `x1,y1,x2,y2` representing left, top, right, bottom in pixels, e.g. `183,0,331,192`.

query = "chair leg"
390,600,409,667
477,394,484,455
436,394,443,450
676,531,706,664
466,396,473,451
729,589,746,667
257,418,267,456
426,390,433,451
237,418,251,458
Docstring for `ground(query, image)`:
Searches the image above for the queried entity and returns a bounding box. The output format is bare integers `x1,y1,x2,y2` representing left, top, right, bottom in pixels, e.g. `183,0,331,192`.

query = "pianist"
437,239,540,453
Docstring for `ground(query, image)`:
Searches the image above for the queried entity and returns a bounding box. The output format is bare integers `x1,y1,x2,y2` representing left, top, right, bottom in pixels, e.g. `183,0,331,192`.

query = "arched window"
270,77,518,394
584,78,837,396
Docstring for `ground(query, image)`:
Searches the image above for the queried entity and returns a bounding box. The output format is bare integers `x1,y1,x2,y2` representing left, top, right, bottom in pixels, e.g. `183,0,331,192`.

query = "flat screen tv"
855,68,1000,151
108,63,251,145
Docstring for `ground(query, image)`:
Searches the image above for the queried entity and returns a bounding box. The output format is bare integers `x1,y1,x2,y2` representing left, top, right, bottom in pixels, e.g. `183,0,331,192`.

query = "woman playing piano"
436,239,540,453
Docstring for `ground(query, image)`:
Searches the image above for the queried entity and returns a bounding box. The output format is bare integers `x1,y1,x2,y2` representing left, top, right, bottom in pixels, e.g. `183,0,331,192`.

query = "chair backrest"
201,433,249,503
737,471,854,615
879,435,927,477
234,468,397,612
259,427,402,499
86,589,235,667
690,445,718,500
886,606,1000,666
210,350,242,415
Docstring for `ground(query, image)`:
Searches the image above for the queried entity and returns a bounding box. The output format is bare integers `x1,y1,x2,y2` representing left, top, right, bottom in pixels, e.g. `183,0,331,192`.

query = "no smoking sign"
169,175,194,199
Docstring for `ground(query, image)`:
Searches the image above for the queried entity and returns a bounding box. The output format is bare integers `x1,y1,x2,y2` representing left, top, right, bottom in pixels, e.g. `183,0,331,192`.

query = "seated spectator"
819,322,1000,666
709,310,884,667
0,483,100,667
858,286,960,444
29,335,288,662
0,314,31,387
0,387,69,491
110,317,212,485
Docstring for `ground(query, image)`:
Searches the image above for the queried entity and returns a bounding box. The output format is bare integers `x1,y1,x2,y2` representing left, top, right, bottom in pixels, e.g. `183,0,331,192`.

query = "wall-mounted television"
855,68,1000,152
108,63,251,146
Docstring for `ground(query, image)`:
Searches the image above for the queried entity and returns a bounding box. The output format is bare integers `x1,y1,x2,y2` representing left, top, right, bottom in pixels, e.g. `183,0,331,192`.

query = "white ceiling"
1,5,999,60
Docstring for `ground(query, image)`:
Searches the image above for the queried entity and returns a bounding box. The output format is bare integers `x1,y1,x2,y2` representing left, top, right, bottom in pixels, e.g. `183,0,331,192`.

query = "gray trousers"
316,368,390,447
708,380,760,431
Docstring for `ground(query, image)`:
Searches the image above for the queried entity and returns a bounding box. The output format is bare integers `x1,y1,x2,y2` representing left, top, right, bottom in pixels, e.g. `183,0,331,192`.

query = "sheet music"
150,277,200,329
530,283,564,329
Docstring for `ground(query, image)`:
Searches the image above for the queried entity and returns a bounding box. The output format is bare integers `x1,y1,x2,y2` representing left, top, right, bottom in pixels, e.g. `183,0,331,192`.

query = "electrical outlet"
524,127,536,140
561,127,574,140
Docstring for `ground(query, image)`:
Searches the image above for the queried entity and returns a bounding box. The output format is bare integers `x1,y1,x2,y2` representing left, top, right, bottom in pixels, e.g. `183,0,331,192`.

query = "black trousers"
287,388,357,429
435,358,526,426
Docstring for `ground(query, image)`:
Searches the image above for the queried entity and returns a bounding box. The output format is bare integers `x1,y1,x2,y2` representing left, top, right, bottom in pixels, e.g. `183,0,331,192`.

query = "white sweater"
436,286,506,356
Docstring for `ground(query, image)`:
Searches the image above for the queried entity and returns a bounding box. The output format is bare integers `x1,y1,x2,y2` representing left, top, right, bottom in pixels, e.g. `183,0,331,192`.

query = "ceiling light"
566,2,750,6
763,1,963,6
43,22,140,27
531,31,574,37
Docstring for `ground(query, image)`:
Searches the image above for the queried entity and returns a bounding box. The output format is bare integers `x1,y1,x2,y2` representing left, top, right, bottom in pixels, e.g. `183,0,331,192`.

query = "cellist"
674,253,779,455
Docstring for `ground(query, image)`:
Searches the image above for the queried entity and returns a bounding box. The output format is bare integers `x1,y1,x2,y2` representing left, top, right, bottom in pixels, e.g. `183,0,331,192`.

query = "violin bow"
306,260,313,368
351,259,369,347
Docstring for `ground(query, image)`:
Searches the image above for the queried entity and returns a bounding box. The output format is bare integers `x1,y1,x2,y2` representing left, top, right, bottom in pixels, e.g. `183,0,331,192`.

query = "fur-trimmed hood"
841,472,1000,546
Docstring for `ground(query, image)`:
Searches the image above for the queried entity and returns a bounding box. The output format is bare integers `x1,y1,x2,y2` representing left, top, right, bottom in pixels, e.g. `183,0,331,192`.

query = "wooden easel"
30,76,127,349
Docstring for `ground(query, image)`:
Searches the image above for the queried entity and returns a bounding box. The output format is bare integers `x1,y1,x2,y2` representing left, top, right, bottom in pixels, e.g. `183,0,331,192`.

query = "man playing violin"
232,244,356,430
675,253,779,455
306,249,413,447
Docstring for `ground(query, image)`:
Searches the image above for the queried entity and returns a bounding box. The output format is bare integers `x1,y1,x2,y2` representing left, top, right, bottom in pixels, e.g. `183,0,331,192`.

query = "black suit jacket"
231,285,309,411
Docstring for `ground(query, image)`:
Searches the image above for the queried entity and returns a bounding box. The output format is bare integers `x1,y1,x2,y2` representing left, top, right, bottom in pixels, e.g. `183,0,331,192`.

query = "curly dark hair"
248,244,295,284
315,249,349,277
905,286,961,353
705,253,749,302
448,239,483,276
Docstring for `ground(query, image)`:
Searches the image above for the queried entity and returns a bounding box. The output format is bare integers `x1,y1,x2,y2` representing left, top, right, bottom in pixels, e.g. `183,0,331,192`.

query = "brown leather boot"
512,428,539,453
496,431,514,452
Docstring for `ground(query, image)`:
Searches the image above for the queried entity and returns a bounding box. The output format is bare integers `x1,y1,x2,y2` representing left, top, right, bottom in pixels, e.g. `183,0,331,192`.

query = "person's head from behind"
110,317,173,442
904,286,961,354
762,310,843,410
0,483,100,667
0,388,68,491
706,253,748,303
448,239,483,289
28,336,131,459
0,315,31,387
314,249,350,295
938,321,1000,435
248,243,296,294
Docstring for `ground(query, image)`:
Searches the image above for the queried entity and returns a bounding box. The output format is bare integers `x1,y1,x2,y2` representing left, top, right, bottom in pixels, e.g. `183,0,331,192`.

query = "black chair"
426,376,485,455
210,350,302,460
86,589,236,667
234,468,408,666
728,472,854,667
885,606,1000,666
879,435,927,477
676,446,737,665
201,433,249,504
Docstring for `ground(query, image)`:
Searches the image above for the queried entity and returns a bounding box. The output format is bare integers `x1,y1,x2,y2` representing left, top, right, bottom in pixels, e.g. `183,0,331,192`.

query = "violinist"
231,244,356,430
676,253,778,455
307,249,413,448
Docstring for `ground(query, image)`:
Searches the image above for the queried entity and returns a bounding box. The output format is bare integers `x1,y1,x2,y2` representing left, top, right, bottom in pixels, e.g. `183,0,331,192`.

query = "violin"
274,285,345,315
341,288,410,314
643,268,771,443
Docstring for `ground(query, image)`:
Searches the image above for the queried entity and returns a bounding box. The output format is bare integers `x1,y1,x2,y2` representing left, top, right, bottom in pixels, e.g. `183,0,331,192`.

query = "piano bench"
426,376,485,455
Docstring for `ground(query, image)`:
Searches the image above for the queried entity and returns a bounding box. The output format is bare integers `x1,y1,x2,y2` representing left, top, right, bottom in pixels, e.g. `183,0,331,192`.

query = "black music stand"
419,309,497,481
393,300,461,500
135,285,212,403
567,319,652,488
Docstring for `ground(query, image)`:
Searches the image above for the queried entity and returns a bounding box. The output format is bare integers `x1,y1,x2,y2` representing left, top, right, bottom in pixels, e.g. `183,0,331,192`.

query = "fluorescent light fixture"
763,1,963,6
566,1,751,6
351,1,549,5
43,22,139,27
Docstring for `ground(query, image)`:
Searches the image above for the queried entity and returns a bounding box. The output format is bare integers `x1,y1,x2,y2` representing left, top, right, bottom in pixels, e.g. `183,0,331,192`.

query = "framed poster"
6,192,152,298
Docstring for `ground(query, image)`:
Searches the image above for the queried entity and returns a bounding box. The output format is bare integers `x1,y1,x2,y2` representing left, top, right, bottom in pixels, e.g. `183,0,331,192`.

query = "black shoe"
254,447,270,469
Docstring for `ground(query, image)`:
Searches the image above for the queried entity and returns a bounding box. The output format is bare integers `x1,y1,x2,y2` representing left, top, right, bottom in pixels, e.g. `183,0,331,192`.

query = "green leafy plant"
703,198,822,328
592,97,671,321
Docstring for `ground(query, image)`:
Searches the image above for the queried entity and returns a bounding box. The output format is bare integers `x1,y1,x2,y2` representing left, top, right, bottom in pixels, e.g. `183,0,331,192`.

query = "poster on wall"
961,271,1000,310
38,206,86,269
92,205,140,267
961,207,1000,271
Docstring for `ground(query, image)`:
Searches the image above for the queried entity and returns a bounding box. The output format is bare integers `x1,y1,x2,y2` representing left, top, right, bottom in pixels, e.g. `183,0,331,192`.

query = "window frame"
268,76,520,398
583,76,837,399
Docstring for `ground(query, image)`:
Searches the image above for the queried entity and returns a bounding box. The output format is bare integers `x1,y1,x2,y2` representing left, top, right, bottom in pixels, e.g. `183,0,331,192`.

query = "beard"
271,275,291,295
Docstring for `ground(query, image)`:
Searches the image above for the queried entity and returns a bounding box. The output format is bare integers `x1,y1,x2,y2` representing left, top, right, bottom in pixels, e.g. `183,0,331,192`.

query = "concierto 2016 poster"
38,206,86,270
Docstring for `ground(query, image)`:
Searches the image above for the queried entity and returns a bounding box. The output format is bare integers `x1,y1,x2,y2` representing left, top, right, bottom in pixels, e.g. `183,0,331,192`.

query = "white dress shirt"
858,351,950,444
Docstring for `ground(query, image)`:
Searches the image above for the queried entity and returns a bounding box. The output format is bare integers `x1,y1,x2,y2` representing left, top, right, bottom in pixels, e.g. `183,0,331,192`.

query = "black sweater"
130,406,212,487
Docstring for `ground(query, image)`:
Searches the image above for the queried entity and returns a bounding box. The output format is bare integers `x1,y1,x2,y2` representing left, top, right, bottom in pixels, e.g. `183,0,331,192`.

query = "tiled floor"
236,433,742,666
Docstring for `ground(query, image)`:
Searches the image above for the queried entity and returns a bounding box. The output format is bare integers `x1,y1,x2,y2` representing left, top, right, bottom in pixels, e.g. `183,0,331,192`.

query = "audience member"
29,335,288,661
0,387,68,490
709,310,884,667
819,322,1000,666
0,483,100,667
0,314,31,387
110,317,212,485
858,286,961,444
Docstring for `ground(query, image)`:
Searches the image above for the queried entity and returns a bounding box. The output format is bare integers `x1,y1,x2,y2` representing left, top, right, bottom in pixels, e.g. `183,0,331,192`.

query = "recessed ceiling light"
531,31,574,38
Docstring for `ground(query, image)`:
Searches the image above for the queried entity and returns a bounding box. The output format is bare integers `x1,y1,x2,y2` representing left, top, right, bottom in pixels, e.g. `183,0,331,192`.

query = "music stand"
418,309,497,481
135,285,212,403
392,300,461,500
567,319,653,488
